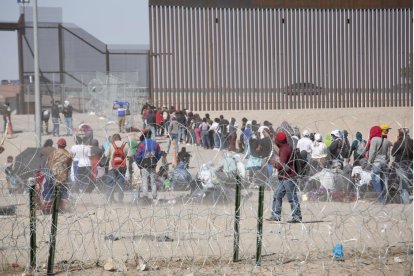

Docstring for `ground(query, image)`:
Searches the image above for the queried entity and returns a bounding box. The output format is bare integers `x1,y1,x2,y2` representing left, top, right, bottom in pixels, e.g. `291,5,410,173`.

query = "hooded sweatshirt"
367,126,391,165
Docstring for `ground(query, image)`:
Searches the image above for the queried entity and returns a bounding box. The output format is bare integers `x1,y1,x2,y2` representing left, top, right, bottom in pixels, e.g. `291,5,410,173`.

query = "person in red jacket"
155,108,164,137
268,132,302,223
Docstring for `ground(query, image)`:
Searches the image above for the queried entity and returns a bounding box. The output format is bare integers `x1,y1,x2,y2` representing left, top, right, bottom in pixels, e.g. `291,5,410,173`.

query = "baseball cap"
380,123,391,130
57,138,67,147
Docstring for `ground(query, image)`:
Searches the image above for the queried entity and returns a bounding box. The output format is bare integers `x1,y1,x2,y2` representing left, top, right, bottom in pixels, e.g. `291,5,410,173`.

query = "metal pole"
29,178,37,271
233,174,241,262
47,184,61,275
33,0,41,147
256,184,265,266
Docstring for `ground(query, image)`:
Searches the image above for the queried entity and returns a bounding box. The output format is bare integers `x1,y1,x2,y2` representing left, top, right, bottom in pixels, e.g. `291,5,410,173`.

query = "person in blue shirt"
113,101,129,133
134,129,162,202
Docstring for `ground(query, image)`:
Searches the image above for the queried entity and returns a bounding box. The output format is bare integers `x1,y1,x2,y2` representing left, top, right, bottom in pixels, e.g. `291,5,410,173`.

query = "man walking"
104,133,130,204
62,100,73,136
268,132,302,223
134,129,162,203
51,100,61,137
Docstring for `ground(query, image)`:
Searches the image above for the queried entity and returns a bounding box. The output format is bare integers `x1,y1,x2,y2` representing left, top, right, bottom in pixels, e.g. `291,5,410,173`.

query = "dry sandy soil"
0,107,412,275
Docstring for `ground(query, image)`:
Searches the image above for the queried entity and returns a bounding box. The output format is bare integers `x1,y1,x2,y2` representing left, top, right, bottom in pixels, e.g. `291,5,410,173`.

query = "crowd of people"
9,101,411,221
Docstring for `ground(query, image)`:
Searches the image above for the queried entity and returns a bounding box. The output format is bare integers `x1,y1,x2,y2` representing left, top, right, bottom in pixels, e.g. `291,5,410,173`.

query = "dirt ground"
0,106,412,275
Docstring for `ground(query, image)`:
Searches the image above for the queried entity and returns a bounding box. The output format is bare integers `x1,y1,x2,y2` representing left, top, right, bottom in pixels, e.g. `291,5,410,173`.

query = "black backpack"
292,148,308,177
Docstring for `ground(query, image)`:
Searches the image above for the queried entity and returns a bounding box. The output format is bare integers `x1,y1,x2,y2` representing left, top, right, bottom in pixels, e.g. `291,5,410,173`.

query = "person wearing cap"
327,129,344,168
380,123,392,138
310,133,328,172
268,132,302,223
297,130,313,161
367,125,392,204
44,138,73,213
62,100,73,136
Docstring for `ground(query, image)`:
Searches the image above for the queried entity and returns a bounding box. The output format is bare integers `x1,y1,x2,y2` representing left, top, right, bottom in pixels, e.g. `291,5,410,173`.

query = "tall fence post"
47,184,61,275
233,174,241,262
28,177,37,272
256,184,265,266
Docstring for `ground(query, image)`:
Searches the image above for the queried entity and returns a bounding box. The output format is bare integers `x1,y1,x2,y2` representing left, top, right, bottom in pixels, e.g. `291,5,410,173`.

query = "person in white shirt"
310,133,328,172
297,130,313,160
70,137,92,193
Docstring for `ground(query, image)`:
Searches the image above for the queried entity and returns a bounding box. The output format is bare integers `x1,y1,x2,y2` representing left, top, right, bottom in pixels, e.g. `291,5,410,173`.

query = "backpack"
111,142,127,169
137,140,159,168
292,148,307,177
356,140,367,156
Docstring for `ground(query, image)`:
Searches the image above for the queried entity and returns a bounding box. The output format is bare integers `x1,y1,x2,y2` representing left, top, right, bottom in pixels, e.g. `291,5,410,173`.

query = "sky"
0,0,149,80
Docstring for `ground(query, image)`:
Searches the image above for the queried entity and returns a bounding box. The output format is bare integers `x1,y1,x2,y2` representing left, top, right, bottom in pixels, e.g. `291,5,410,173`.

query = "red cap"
57,138,67,147
275,132,287,143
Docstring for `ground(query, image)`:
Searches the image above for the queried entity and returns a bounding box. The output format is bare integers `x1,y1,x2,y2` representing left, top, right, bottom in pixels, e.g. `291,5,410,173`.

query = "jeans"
52,117,60,136
106,169,126,203
141,167,157,199
178,126,186,144
64,117,73,135
371,163,387,204
272,178,302,220
201,130,210,148
167,133,179,153
148,125,156,139
213,132,221,149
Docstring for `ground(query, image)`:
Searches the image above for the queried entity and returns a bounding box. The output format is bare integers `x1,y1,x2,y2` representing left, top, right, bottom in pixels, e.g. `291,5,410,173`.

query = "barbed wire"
0,112,412,275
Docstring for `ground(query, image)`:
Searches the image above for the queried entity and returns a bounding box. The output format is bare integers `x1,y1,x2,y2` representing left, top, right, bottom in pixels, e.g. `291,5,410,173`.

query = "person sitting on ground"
177,147,191,168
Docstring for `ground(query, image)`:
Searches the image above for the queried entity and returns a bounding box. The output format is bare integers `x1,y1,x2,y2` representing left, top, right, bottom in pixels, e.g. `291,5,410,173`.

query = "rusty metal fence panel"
149,7,413,111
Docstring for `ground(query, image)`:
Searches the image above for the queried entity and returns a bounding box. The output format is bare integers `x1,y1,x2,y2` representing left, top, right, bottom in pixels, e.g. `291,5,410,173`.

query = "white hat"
246,120,252,125
64,100,70,107
302,130,310,137
258,126,269,133
331,129,342,138
314,133,322,142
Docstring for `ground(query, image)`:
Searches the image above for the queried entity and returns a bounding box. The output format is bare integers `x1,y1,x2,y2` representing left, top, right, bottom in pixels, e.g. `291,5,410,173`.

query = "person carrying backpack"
349,131,367,166
268,132,302,223
104,133,130,204
134,129,162,202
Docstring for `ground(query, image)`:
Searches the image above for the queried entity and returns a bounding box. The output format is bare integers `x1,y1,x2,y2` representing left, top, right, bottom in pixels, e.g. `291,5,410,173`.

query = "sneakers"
265,217,281,222
286,218,302,223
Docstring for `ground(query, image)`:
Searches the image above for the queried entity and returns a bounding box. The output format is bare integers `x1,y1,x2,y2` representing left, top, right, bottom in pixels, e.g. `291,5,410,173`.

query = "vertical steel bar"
398,9,402,107
202,8,207,111
276,9,281,109
287,9,292,109
381,9,385,107
183,8,189,110
359,10,364,108
47,185,61,275
149,6,154,108
408,9,411,106
392,9,397,107
196,8,201,111
157,6,162,106
188,8,194,111
162,6,167,107
270,9,275,110
385,10,390,107
341,10,346,108
254,8,259,110
316,10,321,109
263,9,268,110
248,9,252,110
283,9,287,109
29,179,36,271
258,9,263,110
166,7,172,108
233,175,241,262
255,185,265,266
